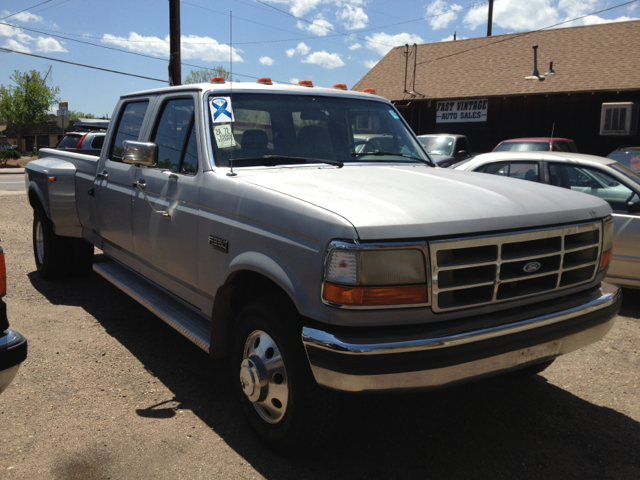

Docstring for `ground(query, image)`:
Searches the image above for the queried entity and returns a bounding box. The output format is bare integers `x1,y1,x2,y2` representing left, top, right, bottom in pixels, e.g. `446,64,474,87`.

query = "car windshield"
611,163,640,187
608,151,640,172
418,136,454,156
494,141,549,152
208,93,431,167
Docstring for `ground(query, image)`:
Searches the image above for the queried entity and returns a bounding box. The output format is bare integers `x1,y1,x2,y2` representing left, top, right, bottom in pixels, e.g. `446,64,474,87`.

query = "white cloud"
426,0,462,30
349,42,362,50
337,4,368,29
364,59,378,68
102,33,243,62
365,32,424,57
265,0,322,17
259,56,275,66
440,34,467,41
36,37,67,53
290,77,300,85
286,42,310,57
2,38,31,53
464,0,559,30
302,51,345,68
297,16,334,36
0,23,35,44
1,10,43,23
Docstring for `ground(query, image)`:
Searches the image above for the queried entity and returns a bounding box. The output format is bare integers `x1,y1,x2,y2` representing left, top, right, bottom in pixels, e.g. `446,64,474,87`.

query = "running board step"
93,259,210,352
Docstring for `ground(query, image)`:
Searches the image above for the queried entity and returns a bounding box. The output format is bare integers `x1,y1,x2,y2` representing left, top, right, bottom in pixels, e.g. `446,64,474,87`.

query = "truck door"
131,96,202,304
94,100,150,265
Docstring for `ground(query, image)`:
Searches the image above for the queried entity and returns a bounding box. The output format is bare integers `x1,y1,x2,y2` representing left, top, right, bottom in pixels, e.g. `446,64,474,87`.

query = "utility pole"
487,0,494,36
169,0,181,86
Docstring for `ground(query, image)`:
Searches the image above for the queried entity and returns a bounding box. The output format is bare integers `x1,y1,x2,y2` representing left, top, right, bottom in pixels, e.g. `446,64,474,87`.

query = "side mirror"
122,141,157,166
628,198,640,214
456,150,468,156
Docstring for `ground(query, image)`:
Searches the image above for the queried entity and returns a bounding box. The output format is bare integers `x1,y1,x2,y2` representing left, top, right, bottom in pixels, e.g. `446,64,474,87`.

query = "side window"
482,162,539,182
181,124,198,174
91,135,105,149
110,101,149,161
550,163,638,212
152,98,196,174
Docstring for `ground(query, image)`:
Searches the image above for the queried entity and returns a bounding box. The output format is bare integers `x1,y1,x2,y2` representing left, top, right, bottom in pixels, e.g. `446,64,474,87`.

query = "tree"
0,70,60,153
68,111,96,120
184,66,231,84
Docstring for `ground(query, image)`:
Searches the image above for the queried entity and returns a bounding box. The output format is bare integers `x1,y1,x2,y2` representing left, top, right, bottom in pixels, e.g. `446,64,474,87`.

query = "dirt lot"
1,194,639,479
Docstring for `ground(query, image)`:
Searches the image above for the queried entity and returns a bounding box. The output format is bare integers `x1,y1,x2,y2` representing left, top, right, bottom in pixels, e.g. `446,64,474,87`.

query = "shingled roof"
353,20,640,102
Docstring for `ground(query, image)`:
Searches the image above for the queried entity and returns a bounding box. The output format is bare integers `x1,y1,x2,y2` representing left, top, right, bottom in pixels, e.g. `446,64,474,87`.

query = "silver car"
455,152,640,288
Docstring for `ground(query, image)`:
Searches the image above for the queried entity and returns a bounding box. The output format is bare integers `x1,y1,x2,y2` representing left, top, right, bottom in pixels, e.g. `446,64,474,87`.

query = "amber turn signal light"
333,83,347,90
257,78,273,85
210,77,225,83
324,283,427,306
362,88,376,94
298,80,314,87
599,248,613,270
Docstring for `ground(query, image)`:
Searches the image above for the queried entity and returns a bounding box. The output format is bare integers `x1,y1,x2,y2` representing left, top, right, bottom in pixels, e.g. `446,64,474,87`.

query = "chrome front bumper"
302,283,621,393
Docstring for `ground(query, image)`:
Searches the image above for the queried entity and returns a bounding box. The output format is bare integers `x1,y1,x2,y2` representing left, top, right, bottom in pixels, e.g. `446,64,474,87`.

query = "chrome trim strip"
303,283,620,392
303,283,619,356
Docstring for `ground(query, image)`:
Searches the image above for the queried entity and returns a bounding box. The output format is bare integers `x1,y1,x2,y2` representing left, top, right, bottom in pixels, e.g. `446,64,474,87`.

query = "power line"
414,0,639,67
0,0,52,21
0,47,168,82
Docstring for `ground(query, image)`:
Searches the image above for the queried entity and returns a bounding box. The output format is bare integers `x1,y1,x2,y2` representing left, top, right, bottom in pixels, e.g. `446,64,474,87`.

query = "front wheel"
232,299,336,453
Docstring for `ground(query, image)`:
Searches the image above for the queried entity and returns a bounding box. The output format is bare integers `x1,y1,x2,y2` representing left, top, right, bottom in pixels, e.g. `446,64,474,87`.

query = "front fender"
227,251,297,300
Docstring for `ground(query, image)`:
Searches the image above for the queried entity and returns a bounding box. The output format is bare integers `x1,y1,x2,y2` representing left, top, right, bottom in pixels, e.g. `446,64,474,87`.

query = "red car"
493,137,578,153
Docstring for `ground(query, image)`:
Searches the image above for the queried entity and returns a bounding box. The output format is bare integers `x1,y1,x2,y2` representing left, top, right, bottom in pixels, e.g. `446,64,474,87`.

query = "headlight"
324,243,429,307
599,215,614,271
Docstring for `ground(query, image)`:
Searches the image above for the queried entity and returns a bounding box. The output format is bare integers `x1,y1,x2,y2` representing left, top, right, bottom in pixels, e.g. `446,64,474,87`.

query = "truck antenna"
550,122,555,150
227,11,237,177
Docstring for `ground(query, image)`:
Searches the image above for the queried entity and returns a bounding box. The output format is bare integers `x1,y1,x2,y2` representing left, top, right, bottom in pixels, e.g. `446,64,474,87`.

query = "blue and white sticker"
389,110,399,119
210,97,235,123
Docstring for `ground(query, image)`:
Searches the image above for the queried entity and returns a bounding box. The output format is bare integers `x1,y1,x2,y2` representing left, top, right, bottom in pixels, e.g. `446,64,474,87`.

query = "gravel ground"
1,194,639,479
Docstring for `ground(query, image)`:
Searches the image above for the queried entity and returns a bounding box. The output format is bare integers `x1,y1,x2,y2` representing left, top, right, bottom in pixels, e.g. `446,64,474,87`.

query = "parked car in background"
417,134,472,167
55,131,106,156
455,151,640,288
607,146,640,172
0,245,28,395
0,140,18,151
493,137,578,153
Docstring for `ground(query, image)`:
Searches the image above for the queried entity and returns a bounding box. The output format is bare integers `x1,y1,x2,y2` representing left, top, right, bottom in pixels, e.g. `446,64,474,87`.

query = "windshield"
611,163,640,187
608,151,640,172
207,93,430,167
418,136,454,156
494,141,549,152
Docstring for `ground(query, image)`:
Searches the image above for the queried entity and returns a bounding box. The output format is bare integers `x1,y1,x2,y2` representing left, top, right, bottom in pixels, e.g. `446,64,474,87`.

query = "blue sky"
1,0,638,117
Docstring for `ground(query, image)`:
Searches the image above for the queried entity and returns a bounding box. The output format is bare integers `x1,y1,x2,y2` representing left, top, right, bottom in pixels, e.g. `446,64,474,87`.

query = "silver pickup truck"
25,80,621,452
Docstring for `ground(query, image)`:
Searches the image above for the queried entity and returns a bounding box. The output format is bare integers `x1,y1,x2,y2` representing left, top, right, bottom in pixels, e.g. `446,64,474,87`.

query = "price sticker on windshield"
213,124,236,148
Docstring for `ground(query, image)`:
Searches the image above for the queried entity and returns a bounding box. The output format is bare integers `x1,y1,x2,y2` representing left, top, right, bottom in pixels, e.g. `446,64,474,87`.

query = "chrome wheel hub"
240,330,289,424
35,220,44,264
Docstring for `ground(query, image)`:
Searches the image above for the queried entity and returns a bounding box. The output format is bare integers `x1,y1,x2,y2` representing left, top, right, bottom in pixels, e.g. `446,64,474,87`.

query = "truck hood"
238,165,611,240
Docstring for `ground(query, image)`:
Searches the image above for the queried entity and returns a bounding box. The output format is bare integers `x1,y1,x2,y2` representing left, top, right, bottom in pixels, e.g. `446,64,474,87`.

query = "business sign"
59,102,68,116
436,99,488,123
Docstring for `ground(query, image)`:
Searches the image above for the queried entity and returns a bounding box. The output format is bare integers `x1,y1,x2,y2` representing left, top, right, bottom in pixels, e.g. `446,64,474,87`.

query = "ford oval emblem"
523,261,542,273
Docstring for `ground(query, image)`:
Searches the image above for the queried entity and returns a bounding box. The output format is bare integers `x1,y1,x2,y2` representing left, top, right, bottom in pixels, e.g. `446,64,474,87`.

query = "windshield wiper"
351,151,434,167
230,155,343,168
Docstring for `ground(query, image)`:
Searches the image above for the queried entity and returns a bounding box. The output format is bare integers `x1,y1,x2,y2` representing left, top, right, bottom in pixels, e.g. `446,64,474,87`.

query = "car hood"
238,165,611,240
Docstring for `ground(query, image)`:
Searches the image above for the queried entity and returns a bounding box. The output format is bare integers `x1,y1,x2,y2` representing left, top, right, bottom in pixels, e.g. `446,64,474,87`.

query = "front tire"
232,299,336,453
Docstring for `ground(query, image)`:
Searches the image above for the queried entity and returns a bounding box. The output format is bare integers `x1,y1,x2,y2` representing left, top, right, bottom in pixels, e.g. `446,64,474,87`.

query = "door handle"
132,180,147,188
97,170,108,179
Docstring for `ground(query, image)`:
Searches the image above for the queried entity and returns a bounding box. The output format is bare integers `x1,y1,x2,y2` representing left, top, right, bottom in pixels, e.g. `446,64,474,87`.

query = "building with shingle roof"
353,20,640,155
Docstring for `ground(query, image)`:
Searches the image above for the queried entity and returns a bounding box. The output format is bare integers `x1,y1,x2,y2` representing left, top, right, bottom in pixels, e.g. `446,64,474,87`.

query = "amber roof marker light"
257,78,273,85
362,88,376,94
210,77,225,83
298,80,314,87
333,84,348,90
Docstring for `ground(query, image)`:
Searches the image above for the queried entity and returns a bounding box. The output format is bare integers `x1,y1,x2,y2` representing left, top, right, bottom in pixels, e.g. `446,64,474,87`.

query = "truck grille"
429,221,602,312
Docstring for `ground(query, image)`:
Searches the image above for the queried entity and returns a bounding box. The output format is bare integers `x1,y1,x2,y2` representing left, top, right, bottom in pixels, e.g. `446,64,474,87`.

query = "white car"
455,152,640,289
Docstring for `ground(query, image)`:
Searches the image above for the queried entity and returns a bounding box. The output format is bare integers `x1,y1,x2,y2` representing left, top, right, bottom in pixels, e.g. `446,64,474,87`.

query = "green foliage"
0,70,59,152
184,66,231,84
0,149,21,166
68,110,96,120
